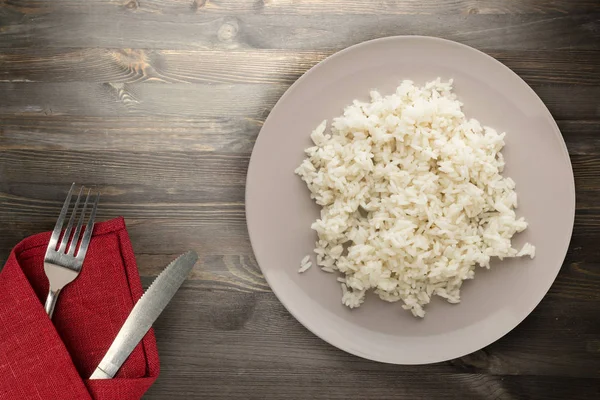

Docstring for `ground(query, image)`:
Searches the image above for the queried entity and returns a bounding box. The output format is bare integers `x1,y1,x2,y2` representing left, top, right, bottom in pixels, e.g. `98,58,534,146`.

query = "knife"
90,250,198,379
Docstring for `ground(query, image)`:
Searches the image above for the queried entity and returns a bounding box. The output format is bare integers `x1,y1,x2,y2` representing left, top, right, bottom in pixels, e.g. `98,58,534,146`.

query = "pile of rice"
295,79,534,318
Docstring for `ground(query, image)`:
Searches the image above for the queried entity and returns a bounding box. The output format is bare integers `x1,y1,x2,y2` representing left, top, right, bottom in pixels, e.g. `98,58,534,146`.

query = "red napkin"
0,217,159,400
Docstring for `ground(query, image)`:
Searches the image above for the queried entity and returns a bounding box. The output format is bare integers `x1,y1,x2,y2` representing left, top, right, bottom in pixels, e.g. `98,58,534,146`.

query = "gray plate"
246,36,575,364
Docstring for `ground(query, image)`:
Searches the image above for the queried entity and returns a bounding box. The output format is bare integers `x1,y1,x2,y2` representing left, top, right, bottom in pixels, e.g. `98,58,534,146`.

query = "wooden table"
1,1,599,399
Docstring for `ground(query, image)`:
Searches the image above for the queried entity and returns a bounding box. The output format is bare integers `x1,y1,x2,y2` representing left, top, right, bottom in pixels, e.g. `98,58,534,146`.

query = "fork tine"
58,186,83,253
67,188,91,256
48,183,75,251
76,192,100,260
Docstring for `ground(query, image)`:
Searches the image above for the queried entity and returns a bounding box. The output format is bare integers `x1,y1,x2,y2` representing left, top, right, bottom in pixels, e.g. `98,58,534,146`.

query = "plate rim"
245,35,576,364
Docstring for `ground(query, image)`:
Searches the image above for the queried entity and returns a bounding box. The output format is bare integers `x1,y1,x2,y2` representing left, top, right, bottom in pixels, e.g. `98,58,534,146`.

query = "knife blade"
89,250,198,379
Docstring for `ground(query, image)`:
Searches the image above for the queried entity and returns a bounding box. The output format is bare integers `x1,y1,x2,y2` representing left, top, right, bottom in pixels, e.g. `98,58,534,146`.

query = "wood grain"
1,82,599,120
1,116,598,155
1,13,599,51
0,115,260,153
1,149,600,199
0,82,285,118
1,48,599,86
1,0,599,399
3,0,600,15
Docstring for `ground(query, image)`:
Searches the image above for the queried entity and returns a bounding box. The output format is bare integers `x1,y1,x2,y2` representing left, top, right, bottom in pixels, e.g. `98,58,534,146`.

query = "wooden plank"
144,371,597,400
0,217,253,261
0,115,260,153
560,121,600,156
1,216,599,301
195,0,600,15
0,82,286,118
0,150,248,204
0,192,246,222
0,48,324,85
0,150,599,203
1,206,597,262
574,156,600,190
0,82,598,120
1,12,599,51
3,0,600,16
1,117,597,155
1,48,599,86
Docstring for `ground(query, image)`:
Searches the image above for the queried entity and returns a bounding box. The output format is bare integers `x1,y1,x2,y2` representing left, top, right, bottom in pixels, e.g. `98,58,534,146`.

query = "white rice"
295,79,534,318
298,255,312,273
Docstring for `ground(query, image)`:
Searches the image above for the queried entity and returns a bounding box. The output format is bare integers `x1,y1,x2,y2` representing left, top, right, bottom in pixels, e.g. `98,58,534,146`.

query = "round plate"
246,36,575,364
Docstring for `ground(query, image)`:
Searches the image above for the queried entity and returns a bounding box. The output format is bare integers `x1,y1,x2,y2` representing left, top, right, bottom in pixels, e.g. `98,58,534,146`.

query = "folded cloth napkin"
0,217,159,400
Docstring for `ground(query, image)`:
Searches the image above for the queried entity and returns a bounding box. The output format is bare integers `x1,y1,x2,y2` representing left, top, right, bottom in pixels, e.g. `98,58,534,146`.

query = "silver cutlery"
90,250,198,379
44,183,100,318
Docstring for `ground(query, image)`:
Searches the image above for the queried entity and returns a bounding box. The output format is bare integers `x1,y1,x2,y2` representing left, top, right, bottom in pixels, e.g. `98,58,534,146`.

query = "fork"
44,183,100,318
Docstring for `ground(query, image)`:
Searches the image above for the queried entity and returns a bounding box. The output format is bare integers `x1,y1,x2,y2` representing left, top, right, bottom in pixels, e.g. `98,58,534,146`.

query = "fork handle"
44,287,62,318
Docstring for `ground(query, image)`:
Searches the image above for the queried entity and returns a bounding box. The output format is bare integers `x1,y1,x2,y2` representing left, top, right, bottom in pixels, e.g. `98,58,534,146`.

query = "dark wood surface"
1,1,599,399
